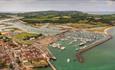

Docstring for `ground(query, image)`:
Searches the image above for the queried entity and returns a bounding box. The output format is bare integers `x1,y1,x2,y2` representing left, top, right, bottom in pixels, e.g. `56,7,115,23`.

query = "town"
0,16,112,70
0,0,115,70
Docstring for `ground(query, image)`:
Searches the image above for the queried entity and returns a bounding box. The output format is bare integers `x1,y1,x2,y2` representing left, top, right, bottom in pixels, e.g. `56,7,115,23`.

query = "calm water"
37,27,115,70
2,19,115,70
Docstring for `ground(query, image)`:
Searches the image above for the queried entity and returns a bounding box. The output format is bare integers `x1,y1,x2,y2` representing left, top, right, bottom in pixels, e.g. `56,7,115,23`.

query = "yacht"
69,41,74,44
79,42,85,46
60,46,65,50
75,48,79,51
52,43,57,48
67,58,70,63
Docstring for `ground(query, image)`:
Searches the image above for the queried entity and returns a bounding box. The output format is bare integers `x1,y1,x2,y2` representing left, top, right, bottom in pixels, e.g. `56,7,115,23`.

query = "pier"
47,60,56,70
46,48,56,60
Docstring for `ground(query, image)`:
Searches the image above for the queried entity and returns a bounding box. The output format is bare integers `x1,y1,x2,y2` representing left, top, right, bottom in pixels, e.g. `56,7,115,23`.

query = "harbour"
0,0,115,70
37,27,115,70
0,17,114,70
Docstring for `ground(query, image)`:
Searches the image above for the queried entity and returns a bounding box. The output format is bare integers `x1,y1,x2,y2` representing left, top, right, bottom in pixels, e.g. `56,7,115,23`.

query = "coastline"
104,27,112,34
76,27,113,63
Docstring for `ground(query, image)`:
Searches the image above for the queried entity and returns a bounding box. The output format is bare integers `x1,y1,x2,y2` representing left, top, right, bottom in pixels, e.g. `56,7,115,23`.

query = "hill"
0,11,115,26
17,11,115,26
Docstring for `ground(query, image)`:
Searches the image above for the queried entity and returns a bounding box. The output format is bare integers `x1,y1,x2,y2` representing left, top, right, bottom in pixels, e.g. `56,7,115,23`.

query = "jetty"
47,60,56,70
46,48,56,60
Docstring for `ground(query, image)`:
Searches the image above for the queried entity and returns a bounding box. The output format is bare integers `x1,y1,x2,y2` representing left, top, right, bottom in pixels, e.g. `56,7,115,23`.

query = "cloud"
0,0,37,3
107,1,113,6
0,0,114,12
106,0,115,6
110,0,115,1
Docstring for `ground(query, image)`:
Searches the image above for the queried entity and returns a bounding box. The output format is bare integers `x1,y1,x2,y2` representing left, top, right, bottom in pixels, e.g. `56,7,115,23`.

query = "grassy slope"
18,11,115,27
13,32,42,45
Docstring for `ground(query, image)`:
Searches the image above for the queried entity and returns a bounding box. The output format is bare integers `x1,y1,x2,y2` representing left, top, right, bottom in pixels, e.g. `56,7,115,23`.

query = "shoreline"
104,27,112,34
76,27,113,63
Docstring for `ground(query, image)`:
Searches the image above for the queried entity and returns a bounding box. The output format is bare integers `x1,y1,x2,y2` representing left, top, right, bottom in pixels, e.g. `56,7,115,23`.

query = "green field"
13,32,42,45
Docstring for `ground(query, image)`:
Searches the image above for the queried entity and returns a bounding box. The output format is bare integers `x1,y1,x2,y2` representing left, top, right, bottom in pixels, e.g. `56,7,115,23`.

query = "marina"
37,27,115,70
0,0,115,70
0,18,114,70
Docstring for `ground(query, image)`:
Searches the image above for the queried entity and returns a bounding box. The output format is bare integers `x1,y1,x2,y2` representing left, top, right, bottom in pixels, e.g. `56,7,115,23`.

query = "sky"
0,0,115,13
